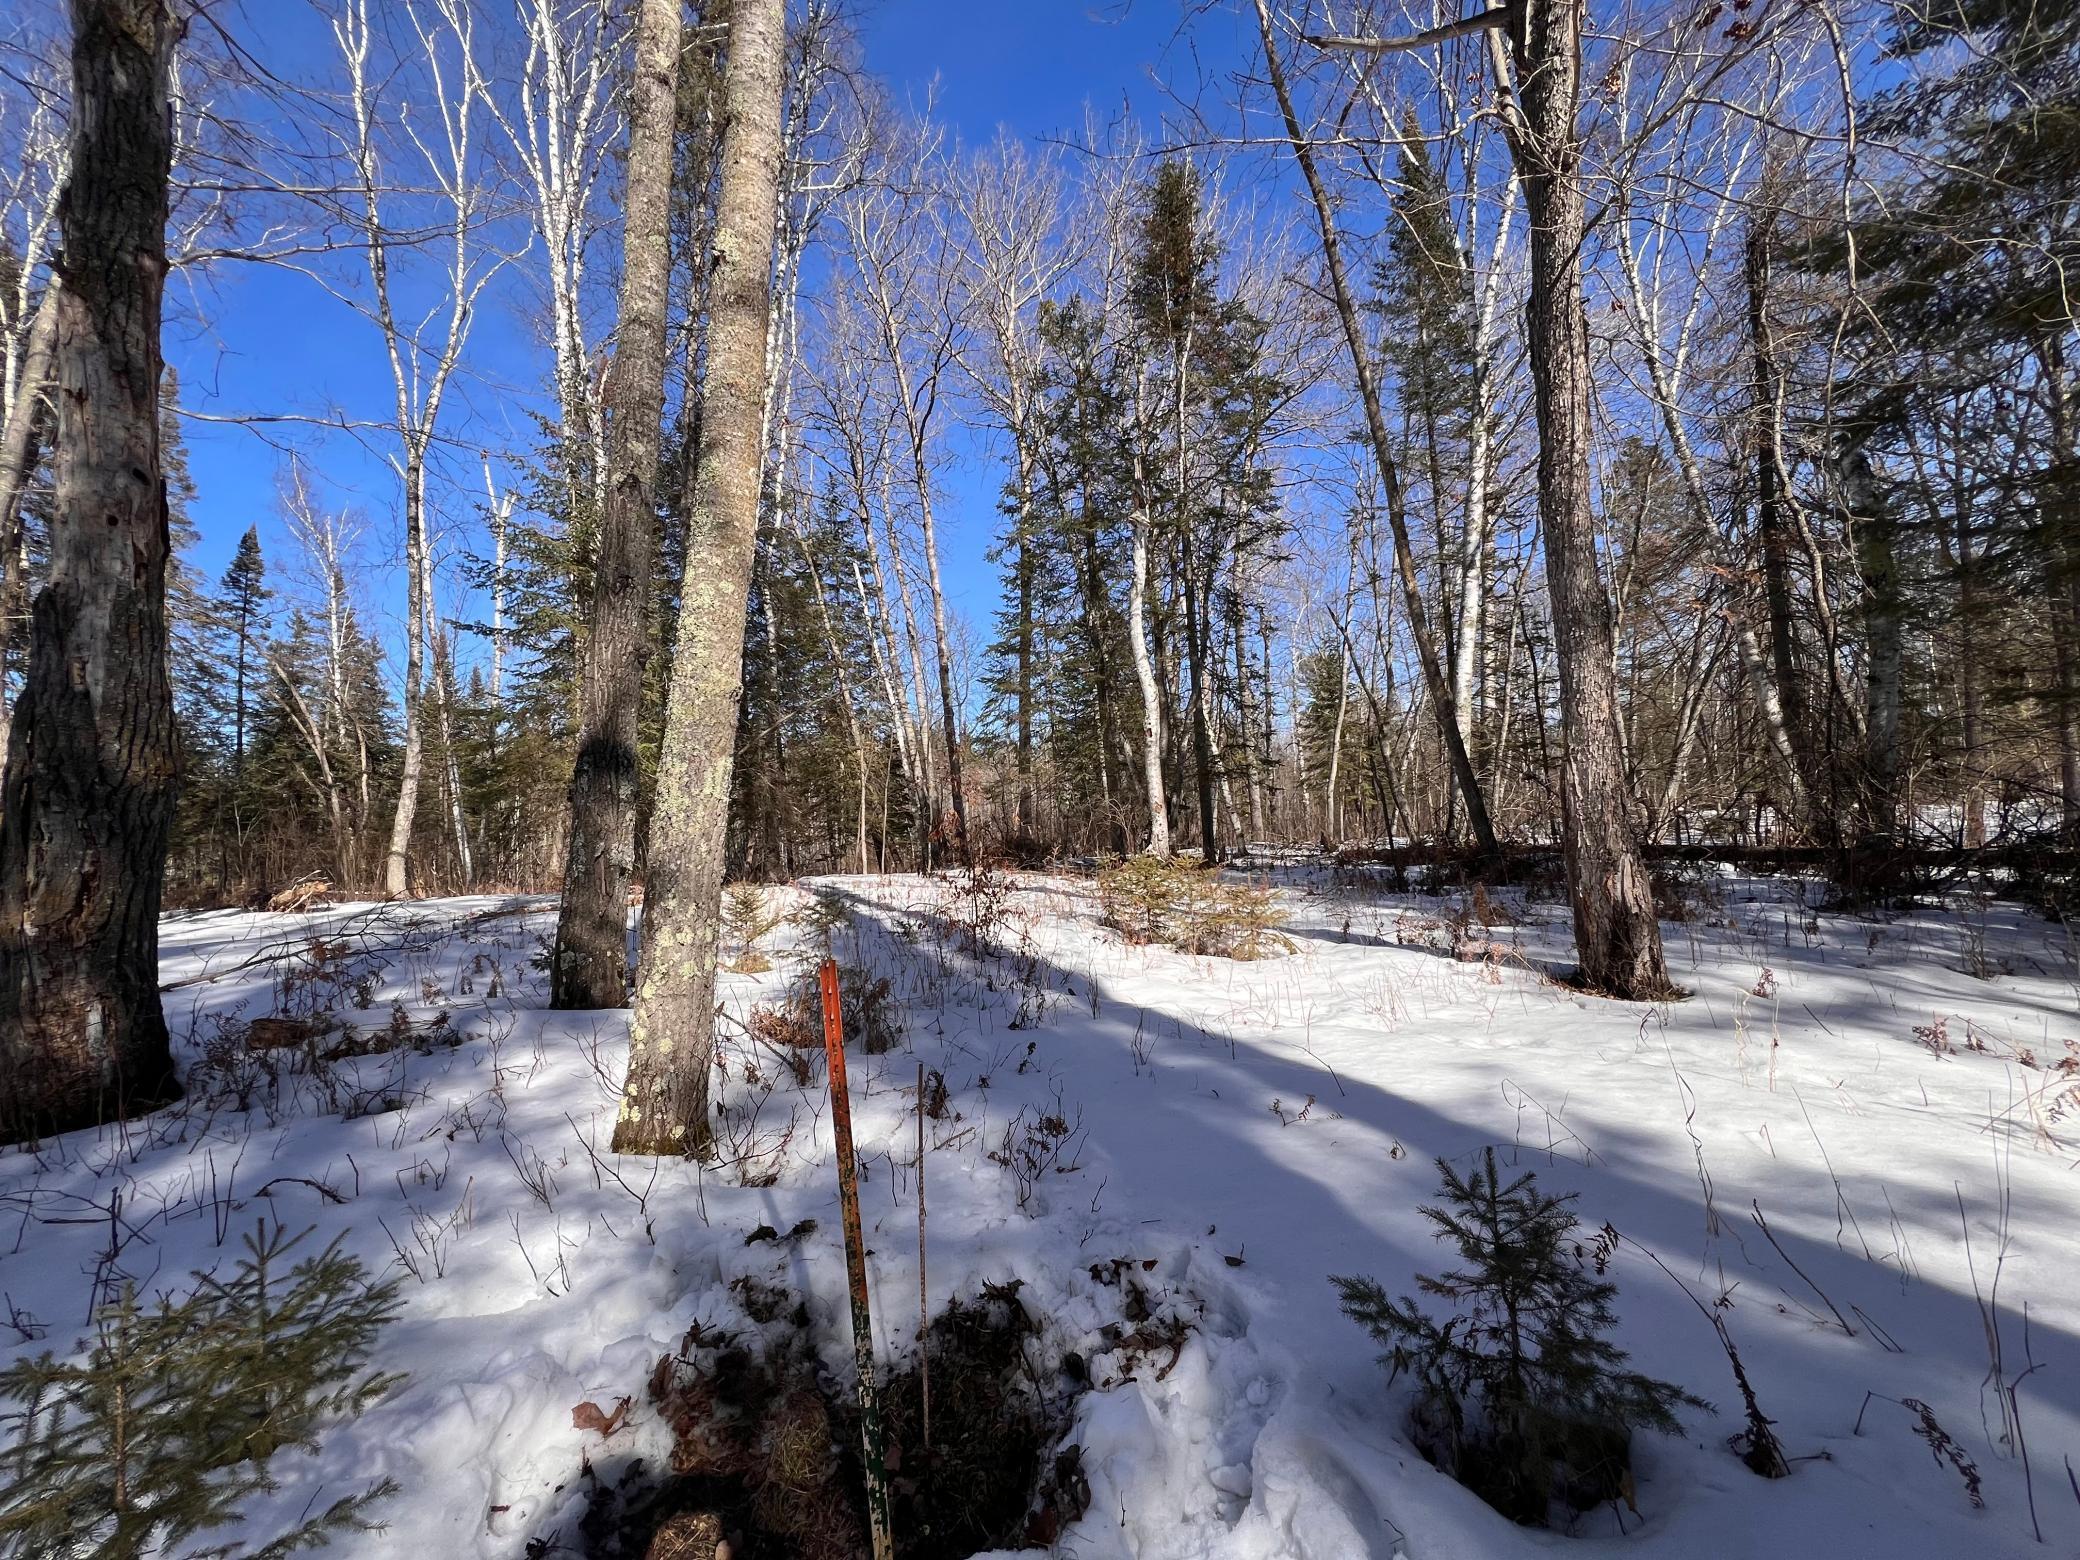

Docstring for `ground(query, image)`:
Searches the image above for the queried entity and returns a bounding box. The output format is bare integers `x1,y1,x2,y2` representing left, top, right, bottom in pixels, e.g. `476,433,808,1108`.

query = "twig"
251,1176,348,1206
1750,1200,1854,1336
2012,1303,2045,1544
1795,1084,1872,1258
1629,1236,1788,1477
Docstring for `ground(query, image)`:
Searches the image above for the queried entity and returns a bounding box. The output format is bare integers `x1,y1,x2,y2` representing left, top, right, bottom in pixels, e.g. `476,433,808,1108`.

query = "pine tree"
196,527,272,890
1132,159,1226,859
1824,0,2080,836
1332,1149,1703,1525
1022,296,1137,852
216,533,269,780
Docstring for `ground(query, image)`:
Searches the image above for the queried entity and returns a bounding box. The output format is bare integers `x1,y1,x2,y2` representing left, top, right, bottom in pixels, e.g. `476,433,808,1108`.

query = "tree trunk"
0,291,59,778
383,457,427,896
1127,370,1172,856
1451,184,1515,765
914,486,970,865
0,290,57,589
1012,440,1037,840
617,0,787,1157
1835,437,1904,841
433,624,472,886
1508,0,1671,996
2041,333,2080,836
1744,220,1828,834
791,521,871,874
1181,543,1219,861
0,0,180,1141
1074,483,1124,849
553,0,680,1008
1255,0,1498,856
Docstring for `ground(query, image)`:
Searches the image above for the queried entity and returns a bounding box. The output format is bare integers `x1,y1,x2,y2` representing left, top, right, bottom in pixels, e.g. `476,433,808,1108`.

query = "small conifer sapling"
1332,1149,1704,1526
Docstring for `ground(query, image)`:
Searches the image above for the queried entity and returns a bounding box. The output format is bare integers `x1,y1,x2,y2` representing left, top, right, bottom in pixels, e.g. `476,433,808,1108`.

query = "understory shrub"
1097,856,1293,960
0,1221,403,1558
1332,1150,1702,1527
751,962,902,1056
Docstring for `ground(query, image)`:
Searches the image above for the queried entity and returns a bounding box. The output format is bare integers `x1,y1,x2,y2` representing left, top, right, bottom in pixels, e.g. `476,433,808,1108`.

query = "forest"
5,0,2075,926
0,0,2076,1557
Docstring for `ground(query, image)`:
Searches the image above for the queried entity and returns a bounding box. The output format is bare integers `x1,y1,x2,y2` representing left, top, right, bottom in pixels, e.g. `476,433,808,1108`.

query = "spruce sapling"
0,1221,403,1558
1332,1149,1704,1525
721,884,784,973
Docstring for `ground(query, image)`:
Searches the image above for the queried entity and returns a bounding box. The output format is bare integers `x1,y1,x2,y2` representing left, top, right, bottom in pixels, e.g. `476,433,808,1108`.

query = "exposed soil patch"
574,1279,1088,1560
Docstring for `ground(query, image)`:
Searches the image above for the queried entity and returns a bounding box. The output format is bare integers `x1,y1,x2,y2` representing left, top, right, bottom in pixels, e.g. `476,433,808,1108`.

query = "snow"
4,867,2076,1558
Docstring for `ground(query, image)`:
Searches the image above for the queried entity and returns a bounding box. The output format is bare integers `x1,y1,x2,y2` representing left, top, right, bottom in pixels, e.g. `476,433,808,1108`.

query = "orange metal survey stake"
818,958,895,1560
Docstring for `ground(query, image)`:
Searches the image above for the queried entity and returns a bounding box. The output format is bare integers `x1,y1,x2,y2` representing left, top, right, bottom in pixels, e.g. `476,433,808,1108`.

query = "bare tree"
1606,63,1817,828
953,134,1076,840
485,0,619,535
1307,0,1671,994
0,0,181,1139
0,62,69,773
551,0,681,1009
1253,0,1499,856
840,121,973,863
616,0,789,1157
278,461,371,882
331,0,501,897
805,295,931,822
1492,0,1670,993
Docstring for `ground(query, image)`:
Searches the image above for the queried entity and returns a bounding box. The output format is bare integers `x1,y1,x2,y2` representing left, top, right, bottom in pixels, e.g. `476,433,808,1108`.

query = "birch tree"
331,0,501,897
839,122,974,862
954,135,1076,840
0,63,69,772
485,0,620,534
1253,0,1500,856
1305,0,1671,995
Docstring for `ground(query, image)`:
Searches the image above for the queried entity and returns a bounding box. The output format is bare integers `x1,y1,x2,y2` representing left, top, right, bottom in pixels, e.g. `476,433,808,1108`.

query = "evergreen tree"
214,529,270,792
1333,1150,1703,1526
0,1223,402,1558
1373,122,1477,494
1850,0,2080,835
1295,633,1360,837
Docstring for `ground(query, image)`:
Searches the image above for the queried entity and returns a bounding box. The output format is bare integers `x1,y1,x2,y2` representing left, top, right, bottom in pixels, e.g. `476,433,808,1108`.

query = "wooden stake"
820,959,895,1560
917,1060,931,1457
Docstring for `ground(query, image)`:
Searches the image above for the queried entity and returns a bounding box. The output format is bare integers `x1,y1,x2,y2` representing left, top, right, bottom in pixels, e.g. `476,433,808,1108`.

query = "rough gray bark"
0,0,180,1141
616,0,787,1157
1503,0,1672,995
552,0,681,1010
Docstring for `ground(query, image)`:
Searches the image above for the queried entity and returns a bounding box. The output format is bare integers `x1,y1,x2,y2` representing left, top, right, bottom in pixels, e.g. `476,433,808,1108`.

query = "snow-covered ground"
4,866,2077,1558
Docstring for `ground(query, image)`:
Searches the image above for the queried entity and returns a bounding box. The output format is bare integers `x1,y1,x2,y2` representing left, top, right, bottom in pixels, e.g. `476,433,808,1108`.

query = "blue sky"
169,1,1257,647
